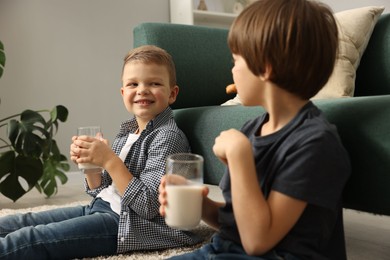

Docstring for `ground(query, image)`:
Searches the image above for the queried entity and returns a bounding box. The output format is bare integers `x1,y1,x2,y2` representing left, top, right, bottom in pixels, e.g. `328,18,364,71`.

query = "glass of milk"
165,153,204,230
77,126,103,173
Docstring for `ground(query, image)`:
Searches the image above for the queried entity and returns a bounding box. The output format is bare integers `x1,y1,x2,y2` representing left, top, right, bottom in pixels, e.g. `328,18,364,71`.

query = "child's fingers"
158,193,167,217
160,175,167,185
159,205,166,217
101,138,109,145
159,176,167,202
96,132,103,140
202,186,209,197
158,189,167,203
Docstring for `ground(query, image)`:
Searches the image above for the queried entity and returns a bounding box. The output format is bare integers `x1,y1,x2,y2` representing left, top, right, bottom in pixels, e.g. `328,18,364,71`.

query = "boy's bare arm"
228,142,307,255
232,173,306,255
84,169,103,189
103,156,133,195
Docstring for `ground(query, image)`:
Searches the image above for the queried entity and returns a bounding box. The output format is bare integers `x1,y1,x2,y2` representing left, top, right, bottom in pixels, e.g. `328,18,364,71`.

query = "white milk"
165,185,203,230
78,163,101,171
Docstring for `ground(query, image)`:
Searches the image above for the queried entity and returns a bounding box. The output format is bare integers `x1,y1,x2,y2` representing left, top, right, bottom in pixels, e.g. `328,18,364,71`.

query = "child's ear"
260,64,273,81
169,85,179,104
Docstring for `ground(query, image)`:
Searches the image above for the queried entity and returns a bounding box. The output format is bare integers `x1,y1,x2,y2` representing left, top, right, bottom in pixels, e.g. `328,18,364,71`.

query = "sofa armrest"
355,14,390,96
315,96,390,215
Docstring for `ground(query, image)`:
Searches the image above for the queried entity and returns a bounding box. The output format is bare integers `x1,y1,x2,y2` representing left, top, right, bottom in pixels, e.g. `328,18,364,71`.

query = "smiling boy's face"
121,61,178,127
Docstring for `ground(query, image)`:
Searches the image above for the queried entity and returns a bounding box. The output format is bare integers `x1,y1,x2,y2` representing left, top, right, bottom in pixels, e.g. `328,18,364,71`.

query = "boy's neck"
259,90,308,136
135,120,147,134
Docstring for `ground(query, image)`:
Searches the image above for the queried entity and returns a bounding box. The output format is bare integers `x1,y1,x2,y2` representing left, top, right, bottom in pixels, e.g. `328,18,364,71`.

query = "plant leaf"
0,174,26,202
0,41,5,78
0,155,43,201
39,153,69,197
8,110,52,157
21,110,46,127
0,100,70,201
15,155,43,189
7,120,19,146
50,105,69,122
0,150,15,178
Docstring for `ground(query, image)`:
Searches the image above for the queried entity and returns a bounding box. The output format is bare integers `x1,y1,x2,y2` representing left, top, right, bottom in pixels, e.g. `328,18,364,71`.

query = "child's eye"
126,83,138,88
150,82,162,87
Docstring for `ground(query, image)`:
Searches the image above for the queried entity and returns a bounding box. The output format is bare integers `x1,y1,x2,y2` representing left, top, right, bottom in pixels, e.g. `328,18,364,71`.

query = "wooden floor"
1,171,389,259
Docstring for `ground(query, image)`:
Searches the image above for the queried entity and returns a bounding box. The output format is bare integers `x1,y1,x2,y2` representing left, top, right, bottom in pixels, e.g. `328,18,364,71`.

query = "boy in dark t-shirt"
159,0,351,259
217,104,350,259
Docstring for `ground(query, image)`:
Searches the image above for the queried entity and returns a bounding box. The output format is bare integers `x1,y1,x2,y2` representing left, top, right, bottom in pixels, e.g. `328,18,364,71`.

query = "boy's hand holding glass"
76,126,103,174
163,153,204,230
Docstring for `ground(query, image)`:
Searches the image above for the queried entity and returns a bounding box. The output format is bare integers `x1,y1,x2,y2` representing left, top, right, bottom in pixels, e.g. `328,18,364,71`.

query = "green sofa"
133,14,390,217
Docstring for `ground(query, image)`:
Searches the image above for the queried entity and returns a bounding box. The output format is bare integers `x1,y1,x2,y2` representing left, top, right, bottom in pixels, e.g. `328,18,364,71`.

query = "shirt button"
122,212,127,216
120,237,125,242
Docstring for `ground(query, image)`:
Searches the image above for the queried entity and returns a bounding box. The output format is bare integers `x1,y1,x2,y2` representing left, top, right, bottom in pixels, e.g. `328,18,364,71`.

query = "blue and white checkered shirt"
85,107,202,253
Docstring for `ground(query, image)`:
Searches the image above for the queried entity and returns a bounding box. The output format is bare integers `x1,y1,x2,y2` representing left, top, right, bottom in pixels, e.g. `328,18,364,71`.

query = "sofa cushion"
313,6,385,99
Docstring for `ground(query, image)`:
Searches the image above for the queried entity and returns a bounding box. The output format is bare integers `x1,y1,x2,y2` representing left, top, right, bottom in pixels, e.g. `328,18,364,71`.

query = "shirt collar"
118,106,173,136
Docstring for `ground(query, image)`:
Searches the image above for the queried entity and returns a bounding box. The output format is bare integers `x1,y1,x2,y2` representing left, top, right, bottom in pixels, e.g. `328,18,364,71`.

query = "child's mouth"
135,99,154,105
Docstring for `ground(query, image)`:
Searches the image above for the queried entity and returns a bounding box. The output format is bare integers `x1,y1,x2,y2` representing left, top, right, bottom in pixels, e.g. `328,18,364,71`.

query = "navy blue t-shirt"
218,102,351,259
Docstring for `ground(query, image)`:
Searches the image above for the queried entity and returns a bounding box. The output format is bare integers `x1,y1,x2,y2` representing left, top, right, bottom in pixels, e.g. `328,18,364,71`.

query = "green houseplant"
0,41,70,202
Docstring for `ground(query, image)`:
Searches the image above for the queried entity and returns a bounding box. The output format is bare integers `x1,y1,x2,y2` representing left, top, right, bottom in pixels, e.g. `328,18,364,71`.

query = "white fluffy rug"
0,201,215,260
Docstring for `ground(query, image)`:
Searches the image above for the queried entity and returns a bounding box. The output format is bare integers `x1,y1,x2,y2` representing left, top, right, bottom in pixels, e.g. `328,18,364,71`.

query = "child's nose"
137,84,150,94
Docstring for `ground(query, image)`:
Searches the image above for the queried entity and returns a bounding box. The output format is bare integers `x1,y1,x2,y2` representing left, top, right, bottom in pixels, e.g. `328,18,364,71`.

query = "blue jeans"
169,234,301,260
0,198,119,259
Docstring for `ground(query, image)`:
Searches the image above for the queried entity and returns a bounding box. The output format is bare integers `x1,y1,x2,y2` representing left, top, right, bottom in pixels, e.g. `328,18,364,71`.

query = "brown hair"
123,45,177,87
228,0,338,99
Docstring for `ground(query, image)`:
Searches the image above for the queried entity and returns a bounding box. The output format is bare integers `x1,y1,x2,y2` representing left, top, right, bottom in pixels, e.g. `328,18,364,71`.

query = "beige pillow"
313,6,385,99
222,6,385,105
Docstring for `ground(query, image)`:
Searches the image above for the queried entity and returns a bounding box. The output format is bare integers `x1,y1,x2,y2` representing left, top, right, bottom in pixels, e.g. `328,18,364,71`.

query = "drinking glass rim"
77,126,101,130
167,153,204,163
